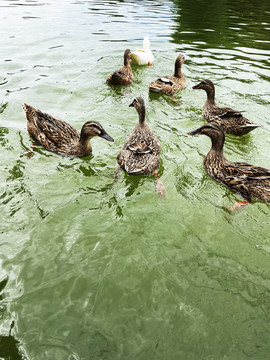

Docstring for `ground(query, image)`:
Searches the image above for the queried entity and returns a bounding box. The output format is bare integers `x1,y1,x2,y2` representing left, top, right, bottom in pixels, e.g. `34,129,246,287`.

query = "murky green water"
1,0,270,359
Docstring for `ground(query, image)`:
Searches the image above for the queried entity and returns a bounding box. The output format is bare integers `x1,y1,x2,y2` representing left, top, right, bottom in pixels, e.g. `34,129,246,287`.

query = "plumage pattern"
192,79,260,136
107,49,134,86
149,54,186,95
188,122,270,204
23,104,114,157
117,97,161,175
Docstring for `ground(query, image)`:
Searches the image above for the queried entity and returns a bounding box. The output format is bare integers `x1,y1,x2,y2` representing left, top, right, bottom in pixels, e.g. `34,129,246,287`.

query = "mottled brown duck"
106,49,134,86
188,122,270,210
149,54,186,95
23,103,114,157
117,97,165,196
192,79,260,136
117,97,161,174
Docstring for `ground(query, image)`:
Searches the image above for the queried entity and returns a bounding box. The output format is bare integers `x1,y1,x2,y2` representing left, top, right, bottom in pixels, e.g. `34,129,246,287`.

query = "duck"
149,54,186,95
192,79,260,136
23,103,114,157
188,122,270,210
106,49,134,86
117,97,161,174
117,97,165,196
131,36,154,66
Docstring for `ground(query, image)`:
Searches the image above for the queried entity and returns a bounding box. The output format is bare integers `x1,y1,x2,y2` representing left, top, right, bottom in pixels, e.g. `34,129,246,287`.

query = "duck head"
193,79,215,102
81,121,114,142
188,122,225,152
174,54,185,77
192,79,214,91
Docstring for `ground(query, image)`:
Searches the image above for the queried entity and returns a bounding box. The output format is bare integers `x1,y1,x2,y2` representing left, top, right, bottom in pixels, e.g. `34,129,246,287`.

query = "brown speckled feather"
117,123,161,174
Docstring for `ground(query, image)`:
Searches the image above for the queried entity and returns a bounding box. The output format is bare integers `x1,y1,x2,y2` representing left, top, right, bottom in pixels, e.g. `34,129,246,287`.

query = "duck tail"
149,85,162,94
22,103,30,112
22,103,32,119
240,123,261,135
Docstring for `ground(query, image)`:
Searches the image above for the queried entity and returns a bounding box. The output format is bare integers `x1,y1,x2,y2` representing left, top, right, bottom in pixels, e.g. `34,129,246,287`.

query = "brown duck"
149,54,186,95
192,79,260,136
188,122,270,210
117,97,165,196
23,104,114,157
106,49,134,86
117,97,161,174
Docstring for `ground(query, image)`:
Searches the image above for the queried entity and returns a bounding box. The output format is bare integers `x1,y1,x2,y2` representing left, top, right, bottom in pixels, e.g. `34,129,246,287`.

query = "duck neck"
205,86,215,105
174,62,182,78
209,132,225,155
137,106,146,125
79,132,92,152
124,56,131,67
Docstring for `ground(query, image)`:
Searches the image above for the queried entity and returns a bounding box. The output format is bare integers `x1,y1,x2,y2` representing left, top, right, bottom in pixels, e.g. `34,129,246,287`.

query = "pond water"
1,0,270,359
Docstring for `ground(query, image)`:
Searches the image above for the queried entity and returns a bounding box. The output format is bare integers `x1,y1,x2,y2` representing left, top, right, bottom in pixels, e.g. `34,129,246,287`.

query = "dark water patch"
0,276,8,294
22,16,40,19
48,45,63,50
1,1,49,7
0,321,27,360
0,127,13,150
6,87,29,94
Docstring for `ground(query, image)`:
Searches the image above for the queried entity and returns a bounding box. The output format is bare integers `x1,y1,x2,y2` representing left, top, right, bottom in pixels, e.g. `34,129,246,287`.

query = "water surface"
0,0,270,359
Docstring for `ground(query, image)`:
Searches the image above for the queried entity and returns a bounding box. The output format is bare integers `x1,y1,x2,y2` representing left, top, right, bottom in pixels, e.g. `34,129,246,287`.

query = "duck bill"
99,130,114,142
188,127,203,136
129,101,134,107
192,83,201,90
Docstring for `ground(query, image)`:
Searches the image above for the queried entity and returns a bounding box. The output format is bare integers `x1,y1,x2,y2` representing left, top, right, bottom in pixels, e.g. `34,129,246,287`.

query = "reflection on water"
0,278,26,360
172,0,270,49
1,0,270,359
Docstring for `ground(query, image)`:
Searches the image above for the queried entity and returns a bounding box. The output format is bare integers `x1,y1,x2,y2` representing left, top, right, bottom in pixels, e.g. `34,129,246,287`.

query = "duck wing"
157,77,175,86
221,162,270,202
117,124,161,175
24,104,79,150
233,162,270,177
224,161,270,180
216,107,245,118
34,109,78,143
111,70,130,83
127,141,152,154
107,65,133,85
119,151,160,175
149,77,176,94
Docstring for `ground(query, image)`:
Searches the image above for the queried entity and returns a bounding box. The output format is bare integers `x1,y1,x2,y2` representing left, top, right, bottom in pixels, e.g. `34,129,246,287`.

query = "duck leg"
154,170,166,198
229,200,250,211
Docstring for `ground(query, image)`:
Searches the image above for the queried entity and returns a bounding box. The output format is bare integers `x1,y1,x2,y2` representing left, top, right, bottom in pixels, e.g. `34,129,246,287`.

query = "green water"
1,0,270,359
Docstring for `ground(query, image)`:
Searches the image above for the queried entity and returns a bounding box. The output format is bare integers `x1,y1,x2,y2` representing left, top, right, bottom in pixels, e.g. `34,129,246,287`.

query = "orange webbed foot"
229,200,250,211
